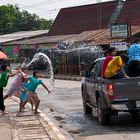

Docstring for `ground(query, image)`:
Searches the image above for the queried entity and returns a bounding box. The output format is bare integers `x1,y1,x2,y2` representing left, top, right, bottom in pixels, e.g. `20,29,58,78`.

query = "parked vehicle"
81,57,140,125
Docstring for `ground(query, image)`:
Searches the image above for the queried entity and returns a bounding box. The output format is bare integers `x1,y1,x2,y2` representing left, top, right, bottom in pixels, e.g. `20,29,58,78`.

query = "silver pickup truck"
81,57,140,125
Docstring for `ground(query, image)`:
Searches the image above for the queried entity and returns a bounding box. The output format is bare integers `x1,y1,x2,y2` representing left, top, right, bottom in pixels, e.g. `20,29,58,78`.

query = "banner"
110,42,128,51
4,45,19,59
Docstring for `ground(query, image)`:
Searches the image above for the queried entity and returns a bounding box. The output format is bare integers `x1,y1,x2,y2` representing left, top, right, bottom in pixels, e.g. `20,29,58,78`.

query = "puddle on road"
54,115,65,121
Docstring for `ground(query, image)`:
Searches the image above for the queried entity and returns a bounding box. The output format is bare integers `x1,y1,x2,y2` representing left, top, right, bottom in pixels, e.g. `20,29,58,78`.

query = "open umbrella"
0,51,8,60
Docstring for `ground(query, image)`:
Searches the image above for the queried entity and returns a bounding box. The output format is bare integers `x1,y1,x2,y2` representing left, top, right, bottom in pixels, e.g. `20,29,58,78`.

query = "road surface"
5,78,140,140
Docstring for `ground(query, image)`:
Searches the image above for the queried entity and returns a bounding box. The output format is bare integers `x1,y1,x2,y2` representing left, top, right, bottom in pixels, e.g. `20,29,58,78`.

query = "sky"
0,0,113,20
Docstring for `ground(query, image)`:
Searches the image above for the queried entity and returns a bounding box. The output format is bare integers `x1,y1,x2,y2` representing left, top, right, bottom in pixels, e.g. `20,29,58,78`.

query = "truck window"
90,60,102,78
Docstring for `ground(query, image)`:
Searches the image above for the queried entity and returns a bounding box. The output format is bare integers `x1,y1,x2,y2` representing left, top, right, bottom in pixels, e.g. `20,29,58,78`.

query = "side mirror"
80,62,89,77
80,71,89,77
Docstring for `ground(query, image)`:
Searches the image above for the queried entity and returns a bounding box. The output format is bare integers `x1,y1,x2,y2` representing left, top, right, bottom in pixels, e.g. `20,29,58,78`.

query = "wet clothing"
105,56,123,78
19,82,29,101
7,73,24,97
0,71,8,111
128,43,140,62
14,73,23,87
27,77,42,93
128,43,140,77
101,56,113,77
0,71,8,87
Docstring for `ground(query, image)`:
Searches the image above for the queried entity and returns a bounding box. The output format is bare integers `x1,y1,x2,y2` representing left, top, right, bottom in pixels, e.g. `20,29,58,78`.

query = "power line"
19,0,101,19
20,0,63,9
21,0,95,10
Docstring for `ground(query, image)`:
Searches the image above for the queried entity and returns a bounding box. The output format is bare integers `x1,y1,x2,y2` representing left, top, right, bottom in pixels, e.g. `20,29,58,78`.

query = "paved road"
5,78,140,140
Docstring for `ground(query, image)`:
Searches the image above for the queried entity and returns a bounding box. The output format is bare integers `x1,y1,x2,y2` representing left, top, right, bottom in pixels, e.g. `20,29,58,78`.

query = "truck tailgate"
112,77,140,101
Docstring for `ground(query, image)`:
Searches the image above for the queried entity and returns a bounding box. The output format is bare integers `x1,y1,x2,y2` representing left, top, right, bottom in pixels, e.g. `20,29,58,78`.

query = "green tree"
0,4,53,34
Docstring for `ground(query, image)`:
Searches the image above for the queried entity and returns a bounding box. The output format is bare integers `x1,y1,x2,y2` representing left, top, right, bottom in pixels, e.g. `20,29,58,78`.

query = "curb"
54,75,82,81
10,96,66,140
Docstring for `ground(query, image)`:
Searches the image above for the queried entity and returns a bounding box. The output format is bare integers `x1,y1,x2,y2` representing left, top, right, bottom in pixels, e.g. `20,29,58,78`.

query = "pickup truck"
81,57,140,125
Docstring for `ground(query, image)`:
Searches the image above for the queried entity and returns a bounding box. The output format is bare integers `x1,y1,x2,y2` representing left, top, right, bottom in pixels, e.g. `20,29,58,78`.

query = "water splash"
22,52,54,92
57,41,103,67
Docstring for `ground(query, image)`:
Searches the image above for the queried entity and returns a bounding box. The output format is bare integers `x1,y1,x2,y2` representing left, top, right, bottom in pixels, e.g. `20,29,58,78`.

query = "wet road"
6,78,140,140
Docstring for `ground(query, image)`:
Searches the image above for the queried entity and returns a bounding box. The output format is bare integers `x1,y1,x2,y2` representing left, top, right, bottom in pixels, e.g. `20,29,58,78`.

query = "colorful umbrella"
0,51,8,60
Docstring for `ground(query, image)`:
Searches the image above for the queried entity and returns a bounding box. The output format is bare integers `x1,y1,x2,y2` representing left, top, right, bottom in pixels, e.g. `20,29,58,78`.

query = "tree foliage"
0,5,53,34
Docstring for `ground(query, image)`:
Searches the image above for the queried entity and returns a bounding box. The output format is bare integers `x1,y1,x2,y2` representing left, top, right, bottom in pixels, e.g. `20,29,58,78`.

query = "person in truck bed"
101,47,116,78
104,54,129,79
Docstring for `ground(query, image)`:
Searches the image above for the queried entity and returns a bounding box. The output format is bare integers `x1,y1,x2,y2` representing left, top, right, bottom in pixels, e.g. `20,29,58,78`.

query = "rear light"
107,84,114,100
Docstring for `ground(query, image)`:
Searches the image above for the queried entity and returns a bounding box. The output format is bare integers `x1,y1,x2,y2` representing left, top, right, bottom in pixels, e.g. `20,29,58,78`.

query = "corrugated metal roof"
2,25,140,46
2,34,76,45
65,29,107,43
63,29,115,45
64,25,140,45
0,30,49,44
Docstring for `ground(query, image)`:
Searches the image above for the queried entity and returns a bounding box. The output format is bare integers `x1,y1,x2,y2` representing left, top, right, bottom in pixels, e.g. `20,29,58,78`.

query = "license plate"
136,101,140,107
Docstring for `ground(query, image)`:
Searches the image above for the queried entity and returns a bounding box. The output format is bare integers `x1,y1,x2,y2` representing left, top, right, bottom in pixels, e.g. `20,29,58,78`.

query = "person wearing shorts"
17,71,50,115
19,78,33,112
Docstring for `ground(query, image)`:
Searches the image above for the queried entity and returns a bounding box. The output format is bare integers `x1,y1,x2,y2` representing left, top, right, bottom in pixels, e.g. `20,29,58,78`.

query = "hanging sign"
110,42,128,51
110,24,129,38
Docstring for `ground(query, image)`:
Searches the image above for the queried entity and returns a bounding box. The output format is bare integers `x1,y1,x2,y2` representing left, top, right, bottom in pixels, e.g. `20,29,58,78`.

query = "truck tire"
83,99,92,114
82,90,92,114
97,98,110,125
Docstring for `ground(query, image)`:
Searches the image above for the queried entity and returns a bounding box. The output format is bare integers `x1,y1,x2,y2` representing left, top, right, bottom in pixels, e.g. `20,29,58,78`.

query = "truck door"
86,61,101,106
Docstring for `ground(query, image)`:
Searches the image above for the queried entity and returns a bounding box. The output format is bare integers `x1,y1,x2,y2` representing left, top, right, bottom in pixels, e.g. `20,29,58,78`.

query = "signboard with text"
110,42,128,51
110,24,129,38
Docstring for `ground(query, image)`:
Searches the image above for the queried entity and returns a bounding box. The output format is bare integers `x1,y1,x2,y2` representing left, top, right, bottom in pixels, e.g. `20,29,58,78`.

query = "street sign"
110,24,129,38
110,42,128,51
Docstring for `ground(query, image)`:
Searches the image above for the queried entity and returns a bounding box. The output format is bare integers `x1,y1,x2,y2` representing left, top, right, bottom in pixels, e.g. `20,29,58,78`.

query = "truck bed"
110,77,140,101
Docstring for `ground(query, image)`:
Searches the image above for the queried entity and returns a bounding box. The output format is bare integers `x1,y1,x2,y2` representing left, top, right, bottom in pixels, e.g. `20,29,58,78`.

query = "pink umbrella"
0,51,8,60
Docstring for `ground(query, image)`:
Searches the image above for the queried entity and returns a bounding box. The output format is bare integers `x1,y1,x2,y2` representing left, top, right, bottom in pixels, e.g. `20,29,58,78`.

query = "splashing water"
22,52,54,92
57,41,103,67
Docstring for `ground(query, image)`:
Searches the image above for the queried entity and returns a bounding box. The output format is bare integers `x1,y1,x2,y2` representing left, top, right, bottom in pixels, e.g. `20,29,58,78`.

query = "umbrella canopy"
0,51,8,60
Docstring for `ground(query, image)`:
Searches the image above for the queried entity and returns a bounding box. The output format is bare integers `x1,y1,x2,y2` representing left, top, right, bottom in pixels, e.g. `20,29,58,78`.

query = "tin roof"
2,34,76,45
64,25,140,45
0,30,49,44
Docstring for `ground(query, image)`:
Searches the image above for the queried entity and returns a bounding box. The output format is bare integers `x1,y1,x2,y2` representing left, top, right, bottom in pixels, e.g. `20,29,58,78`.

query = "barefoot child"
19,78,33,112
17,71,50,115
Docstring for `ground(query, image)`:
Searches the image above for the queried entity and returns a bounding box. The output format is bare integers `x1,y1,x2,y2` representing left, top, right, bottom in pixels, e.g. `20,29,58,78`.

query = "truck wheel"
83,99,92,114
97,98,110,125
82,90,92,114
